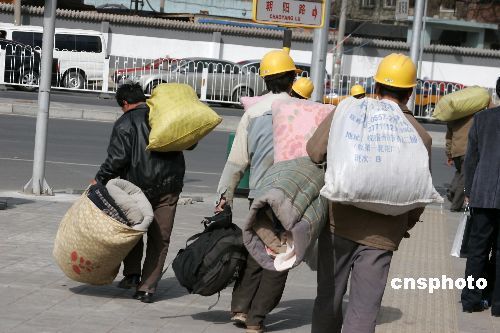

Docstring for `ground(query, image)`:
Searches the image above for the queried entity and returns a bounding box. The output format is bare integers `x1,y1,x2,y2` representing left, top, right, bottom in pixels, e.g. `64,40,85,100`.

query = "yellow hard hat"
260,50,298,78
292,77,314,99
374,53,417,88
350,84,366,97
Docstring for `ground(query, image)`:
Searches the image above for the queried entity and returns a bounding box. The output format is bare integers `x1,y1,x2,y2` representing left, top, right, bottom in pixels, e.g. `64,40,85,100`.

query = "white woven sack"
320,97,443,215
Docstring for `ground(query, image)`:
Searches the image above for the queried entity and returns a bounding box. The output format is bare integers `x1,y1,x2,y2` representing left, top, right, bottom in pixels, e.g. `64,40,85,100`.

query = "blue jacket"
464,106,500,209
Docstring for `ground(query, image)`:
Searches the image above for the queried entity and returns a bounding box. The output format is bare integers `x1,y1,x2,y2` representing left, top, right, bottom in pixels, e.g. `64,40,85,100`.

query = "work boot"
117,274,140,289
133,290,154,303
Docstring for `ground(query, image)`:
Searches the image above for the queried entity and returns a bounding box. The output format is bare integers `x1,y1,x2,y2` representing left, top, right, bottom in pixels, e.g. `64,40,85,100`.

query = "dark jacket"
306,102,431,251
95,103,185,200
464,106,500,209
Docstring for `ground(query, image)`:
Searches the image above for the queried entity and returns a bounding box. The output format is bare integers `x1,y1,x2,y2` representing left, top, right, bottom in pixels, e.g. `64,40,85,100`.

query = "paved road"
0,114,454,200
0,114,227,194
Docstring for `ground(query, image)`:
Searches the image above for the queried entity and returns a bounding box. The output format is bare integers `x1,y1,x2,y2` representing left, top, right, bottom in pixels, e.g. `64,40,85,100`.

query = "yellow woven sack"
53,194,144,285
433,86,490,121
146,83,222,151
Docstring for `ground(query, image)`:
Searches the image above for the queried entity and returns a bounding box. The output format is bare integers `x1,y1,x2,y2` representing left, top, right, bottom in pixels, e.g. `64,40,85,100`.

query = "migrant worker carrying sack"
290,77,314,99
242,99,333,273
351,84,366,99
308,53,440,333
93,83,196,304
215,49,298,333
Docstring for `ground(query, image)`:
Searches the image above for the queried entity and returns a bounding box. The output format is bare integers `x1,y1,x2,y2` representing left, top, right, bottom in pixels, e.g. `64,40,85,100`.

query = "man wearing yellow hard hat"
350,84,366,99
307,53,432,333
291,77,314,99
215,49,297,333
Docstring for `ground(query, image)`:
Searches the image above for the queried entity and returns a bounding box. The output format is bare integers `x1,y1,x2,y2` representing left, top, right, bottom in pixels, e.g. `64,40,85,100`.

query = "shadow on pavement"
0,197,34,210
68,277,188,301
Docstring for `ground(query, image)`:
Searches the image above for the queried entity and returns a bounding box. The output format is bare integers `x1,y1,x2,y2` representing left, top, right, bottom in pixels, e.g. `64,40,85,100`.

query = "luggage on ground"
172,206,247,296
53,192,147,285
433,86,490,121
146,83,222,152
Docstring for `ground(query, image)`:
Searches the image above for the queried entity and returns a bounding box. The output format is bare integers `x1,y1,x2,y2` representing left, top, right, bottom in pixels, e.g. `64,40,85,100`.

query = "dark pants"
231,254,289,326
123,192,180,293
461,208,500,314
449,156,465,211
312,228,393,333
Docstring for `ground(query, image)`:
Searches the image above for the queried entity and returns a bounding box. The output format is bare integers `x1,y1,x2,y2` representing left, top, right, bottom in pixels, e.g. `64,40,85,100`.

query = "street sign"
252,0,325,28
395,0,409,21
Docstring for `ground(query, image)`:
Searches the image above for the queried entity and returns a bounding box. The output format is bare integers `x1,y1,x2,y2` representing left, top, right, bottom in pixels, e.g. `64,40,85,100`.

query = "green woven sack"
433,86,490,121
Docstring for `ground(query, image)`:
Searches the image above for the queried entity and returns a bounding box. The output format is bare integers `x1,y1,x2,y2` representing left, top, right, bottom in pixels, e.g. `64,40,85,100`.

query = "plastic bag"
146,83,222,152
451,207,472,258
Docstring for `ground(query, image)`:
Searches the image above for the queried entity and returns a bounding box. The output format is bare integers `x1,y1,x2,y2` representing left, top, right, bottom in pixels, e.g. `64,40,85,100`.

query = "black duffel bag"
172,206,247,297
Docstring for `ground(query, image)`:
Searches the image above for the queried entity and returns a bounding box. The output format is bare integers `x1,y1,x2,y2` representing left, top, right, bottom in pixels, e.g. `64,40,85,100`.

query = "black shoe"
133,290,154,303
132,290,146,300
118,275,140,289
463,305,485,313
140,292,154,303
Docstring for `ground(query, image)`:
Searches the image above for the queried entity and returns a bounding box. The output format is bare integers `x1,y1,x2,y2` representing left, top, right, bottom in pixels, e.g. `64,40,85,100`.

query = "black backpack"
172,206,247,297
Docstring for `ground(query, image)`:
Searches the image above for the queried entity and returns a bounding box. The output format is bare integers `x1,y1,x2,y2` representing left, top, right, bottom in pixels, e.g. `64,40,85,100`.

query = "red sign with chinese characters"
253,0,325,28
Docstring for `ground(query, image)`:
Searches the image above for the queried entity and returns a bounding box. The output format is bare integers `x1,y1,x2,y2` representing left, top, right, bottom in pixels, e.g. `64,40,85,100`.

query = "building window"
361,0,375,8
384,0,397,7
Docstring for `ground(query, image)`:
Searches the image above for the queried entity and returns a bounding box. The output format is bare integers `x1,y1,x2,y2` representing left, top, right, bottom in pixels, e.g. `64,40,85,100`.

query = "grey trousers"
449,156,465,211
312,227,393,333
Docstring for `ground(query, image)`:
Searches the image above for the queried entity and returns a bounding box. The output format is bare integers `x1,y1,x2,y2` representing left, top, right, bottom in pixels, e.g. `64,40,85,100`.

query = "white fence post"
102,57,110,92
0,49,4,84
200,67,208,101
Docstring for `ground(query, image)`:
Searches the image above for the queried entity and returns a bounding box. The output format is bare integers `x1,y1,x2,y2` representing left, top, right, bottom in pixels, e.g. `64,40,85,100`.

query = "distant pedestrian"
94,83,188,303
291,77,314,99
461,78,500,316
307,54,432,333
350,84,366,99
445,114,474,212
215,49,297,333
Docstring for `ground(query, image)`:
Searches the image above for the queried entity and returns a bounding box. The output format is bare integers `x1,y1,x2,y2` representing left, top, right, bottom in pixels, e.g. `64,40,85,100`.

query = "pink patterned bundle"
272,99,334,163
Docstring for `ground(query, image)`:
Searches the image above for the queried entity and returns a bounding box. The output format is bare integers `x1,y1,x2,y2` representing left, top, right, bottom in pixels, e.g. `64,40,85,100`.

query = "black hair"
264,70,296,94
115,83,146,107
353,93,366,99
291,90,306,99
496,77,500,99
375,83,412,102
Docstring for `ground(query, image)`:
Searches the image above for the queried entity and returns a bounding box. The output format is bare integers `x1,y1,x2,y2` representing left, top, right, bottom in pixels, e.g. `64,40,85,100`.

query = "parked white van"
0,23,107,89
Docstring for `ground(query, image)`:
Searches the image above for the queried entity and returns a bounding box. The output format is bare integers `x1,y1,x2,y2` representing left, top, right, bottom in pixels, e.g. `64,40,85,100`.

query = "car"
0,38,59,91
130,57,265,103
112,56,177,84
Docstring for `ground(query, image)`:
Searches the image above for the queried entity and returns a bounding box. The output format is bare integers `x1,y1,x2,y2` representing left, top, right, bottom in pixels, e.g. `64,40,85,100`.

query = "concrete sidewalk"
0,97,446,147
0,190,497,333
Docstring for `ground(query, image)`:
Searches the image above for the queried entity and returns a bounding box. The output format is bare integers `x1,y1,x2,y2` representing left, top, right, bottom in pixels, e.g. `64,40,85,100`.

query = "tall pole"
24,0,57,195
14,0,21,26
160,0,165,13
310,0,332,102
408,0,426,112
332,0,347,84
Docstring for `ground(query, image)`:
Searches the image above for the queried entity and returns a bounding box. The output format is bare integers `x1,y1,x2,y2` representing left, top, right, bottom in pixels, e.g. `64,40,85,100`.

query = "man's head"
373,53,417,104
350,84,366,99
115,83,147,112
260,49,297,94
291,77,314,99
